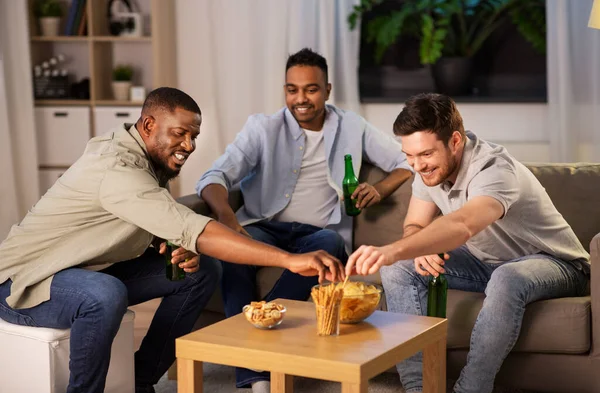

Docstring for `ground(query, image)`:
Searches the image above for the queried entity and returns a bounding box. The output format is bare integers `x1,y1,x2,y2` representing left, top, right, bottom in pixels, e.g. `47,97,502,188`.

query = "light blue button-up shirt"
196,105,411,250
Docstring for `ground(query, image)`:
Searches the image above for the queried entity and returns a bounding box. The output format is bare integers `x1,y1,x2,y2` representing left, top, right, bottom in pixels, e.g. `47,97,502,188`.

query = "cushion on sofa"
447,290,591,354
524,163,600,251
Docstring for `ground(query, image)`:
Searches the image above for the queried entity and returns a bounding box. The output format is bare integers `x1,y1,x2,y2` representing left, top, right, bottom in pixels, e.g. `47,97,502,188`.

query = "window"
354,0,547,103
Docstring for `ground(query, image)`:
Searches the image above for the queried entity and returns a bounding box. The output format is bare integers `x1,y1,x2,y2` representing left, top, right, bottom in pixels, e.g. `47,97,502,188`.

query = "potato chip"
336,281,382,323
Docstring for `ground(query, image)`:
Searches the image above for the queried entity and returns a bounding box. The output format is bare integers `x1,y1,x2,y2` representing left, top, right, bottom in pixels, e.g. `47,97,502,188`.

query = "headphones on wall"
107,0,138,36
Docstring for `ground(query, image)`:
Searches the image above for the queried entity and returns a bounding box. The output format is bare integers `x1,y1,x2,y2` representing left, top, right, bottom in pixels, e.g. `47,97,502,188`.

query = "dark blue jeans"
0,247,221,393
220,220,348,388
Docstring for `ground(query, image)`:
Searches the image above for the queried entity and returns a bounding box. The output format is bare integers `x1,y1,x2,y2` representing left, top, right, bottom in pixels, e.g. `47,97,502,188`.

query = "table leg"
271,372,293,393
423,336,446,393
177,358,203,393
341,381,367,393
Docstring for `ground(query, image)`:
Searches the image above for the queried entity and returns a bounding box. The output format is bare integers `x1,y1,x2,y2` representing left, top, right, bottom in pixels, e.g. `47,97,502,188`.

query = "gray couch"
177,163,600,393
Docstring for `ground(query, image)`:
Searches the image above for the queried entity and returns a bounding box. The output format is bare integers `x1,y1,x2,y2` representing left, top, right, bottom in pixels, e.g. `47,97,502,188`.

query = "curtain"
547,0,600,162
175,0,361,196
0,1,39,239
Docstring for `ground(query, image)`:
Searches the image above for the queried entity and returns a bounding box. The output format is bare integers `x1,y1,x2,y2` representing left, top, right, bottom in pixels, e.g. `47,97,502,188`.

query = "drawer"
35,106,91,166
94,107,141,137
39,169,66,196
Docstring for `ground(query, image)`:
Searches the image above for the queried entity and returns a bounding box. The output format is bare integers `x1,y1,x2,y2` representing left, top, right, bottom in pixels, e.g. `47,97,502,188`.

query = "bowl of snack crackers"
243,301,287,329
339,281,383,324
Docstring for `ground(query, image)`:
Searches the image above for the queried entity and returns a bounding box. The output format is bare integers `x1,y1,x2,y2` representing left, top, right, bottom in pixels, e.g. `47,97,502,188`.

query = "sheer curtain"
547,0,600,162
0,1,38,239
175,0,360,195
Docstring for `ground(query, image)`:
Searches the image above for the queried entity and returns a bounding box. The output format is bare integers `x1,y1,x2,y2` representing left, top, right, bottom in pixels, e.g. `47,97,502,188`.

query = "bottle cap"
344,154,352,160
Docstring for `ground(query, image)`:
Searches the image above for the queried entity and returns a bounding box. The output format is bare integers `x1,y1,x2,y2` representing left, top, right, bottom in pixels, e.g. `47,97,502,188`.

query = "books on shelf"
64,0,87,36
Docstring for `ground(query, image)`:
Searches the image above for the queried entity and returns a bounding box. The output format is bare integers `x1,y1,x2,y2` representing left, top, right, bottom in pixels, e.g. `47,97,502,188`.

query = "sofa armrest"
590,233,600,358
176,190,244,217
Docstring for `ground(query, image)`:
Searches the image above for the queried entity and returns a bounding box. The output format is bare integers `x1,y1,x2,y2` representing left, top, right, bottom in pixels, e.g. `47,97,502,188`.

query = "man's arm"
196,119,263,234
388,196,503,261
347,196,504,276
201,184,249,236
402,196,440,238
352,119,413,208
195,221,343,282
352,168,412,208
99,162,344,282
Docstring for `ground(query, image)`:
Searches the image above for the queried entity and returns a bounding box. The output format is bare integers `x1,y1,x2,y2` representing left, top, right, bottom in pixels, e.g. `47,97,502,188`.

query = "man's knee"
314,229,346,258
485,264,531,301
187,255,223,292
381,259,417,287
82,275,128,325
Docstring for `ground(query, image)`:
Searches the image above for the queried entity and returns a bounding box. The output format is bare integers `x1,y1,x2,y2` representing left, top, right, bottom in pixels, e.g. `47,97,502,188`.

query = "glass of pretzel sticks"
311,282,344,336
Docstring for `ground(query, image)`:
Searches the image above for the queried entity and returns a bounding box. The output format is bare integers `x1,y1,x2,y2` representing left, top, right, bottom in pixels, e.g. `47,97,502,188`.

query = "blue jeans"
0,247,221,393
220,220,348,388
380,246,589,393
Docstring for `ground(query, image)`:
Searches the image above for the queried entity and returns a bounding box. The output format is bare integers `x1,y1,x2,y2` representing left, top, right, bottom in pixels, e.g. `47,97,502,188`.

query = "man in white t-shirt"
196,48,412,392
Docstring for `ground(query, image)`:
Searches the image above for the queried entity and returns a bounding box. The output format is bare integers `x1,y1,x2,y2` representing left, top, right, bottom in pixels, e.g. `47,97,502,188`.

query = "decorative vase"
111,81,132,101
39,17,61,37
431,57,473,96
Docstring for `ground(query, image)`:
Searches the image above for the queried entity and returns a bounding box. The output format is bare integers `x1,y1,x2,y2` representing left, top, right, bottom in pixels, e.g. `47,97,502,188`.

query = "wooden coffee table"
176,298,447,393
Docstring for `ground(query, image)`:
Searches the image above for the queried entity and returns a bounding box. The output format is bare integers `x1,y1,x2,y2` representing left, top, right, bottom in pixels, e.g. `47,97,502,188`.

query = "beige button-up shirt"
0,124,212,309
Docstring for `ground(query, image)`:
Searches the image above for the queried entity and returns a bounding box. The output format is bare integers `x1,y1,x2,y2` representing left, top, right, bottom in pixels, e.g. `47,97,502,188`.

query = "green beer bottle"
165,241,185,281
426,254,448,318
343,154,361,216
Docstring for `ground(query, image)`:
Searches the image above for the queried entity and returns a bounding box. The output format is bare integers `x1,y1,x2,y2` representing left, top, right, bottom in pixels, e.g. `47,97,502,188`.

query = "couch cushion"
524,163,600,252
447,290,591,354
354,165,413,249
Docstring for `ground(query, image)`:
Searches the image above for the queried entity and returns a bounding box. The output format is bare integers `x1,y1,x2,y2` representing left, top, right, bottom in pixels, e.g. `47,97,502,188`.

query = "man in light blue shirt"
196,48,412,392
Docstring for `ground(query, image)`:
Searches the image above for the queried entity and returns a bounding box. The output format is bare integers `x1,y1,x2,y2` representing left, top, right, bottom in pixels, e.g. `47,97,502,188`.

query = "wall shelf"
31,36,90,42
35,99,91,106
94,100,144,107
28,0,176,196
93,36,152,42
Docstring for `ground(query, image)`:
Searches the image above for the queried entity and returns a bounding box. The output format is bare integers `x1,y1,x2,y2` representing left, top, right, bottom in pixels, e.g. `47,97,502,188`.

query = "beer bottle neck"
344,159,356,178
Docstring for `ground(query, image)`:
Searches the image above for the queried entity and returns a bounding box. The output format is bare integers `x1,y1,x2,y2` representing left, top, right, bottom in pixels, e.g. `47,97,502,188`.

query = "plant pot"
39,17,61,37
431,57,473,96
112,81,132,101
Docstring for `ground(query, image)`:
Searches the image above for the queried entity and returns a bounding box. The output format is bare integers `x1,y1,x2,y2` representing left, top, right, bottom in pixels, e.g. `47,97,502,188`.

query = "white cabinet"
94,107,141,137
35,107,91,167
39,169,66,196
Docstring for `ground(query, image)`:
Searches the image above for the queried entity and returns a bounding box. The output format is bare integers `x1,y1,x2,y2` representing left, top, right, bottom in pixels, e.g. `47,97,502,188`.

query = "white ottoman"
0,309,135,393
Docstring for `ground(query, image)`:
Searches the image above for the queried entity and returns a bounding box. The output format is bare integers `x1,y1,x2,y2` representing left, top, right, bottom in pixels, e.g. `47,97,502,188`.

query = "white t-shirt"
273,128,338,228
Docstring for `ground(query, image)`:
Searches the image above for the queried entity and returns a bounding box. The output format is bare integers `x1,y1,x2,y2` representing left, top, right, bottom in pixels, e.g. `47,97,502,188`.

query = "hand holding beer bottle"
161,242,201,280
165,241,186,281
343,154,361,216
426,253,449,318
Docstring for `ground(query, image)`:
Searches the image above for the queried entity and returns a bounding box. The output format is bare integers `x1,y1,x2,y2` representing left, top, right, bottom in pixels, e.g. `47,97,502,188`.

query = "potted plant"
34,0,64,37
348,0,546,95
112,65,134,101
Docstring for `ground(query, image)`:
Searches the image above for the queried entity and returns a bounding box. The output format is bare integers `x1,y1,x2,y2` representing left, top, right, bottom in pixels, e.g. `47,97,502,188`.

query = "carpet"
155,363,534,393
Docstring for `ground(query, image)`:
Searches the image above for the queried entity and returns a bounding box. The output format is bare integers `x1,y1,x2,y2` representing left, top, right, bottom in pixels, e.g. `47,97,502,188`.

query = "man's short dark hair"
142,87,201,116
286,48,328,83
393,93,464,145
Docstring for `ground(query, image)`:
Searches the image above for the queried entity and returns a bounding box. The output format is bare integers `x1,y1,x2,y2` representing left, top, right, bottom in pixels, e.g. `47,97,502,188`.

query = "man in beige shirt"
0,87,344,393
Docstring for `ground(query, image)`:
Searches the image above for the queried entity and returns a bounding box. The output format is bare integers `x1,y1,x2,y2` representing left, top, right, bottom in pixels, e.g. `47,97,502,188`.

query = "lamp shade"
590,0,600,29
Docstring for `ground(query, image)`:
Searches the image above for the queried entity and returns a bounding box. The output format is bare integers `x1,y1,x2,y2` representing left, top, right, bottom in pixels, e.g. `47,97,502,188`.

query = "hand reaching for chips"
243,301,286,329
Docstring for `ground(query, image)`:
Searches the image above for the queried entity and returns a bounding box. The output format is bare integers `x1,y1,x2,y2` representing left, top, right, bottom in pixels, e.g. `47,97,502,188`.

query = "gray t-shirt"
412,131,590,267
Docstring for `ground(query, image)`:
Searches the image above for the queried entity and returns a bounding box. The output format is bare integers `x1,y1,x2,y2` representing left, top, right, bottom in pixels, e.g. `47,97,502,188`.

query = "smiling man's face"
141,107,201,181
401,130,462,187
284,65,331,131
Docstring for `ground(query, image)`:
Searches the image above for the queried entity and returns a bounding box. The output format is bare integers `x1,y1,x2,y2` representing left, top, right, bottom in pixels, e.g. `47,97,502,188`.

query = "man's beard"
422,154,459,187
150,155,179,186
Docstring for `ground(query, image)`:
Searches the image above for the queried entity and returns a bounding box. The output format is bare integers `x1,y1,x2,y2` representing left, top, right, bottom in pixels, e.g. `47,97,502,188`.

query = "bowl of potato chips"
243,301,286,329
339,281,383,324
